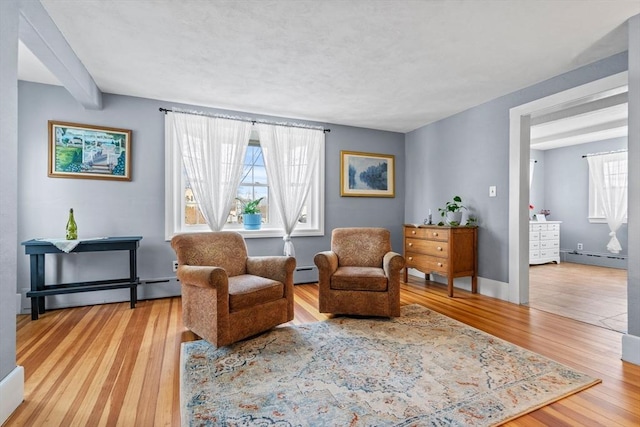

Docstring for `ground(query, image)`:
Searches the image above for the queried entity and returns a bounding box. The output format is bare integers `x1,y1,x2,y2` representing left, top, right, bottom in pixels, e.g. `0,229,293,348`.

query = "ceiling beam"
530,92,627,126
18,0,102,109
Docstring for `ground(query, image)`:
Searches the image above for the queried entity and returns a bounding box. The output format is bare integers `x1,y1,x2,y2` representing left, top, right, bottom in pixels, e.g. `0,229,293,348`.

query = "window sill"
166,227,324,241
588,217,628,224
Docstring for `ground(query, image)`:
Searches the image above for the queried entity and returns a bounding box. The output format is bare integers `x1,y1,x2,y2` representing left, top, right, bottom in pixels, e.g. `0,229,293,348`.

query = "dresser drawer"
540,231,559,240
530,224,546,232
406,238,449,258
530,231,540,240
530,250,540,259
530,241,540,250
405,227,449,242
540,240,559,249
405,252,448,275
540,249,559,258
547,223,560,231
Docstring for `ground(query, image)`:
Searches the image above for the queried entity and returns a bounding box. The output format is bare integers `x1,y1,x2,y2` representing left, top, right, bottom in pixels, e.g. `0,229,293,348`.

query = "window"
166,128,324,239
588,151,627,223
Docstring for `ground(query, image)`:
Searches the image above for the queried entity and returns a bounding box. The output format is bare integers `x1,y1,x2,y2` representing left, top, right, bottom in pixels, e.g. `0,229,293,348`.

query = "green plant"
438,196,467,216
237,197,264,215
437,196,471,227
465,216,478,227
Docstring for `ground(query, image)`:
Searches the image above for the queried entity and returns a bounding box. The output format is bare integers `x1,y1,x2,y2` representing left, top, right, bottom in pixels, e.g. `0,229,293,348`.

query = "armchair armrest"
383,251,405,277
246,256,296,284
314,251,338,275
176,265,228,290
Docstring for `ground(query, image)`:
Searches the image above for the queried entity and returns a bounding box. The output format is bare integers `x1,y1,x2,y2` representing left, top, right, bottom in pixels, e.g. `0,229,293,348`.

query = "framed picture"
340,150,395,197
48,121,132,181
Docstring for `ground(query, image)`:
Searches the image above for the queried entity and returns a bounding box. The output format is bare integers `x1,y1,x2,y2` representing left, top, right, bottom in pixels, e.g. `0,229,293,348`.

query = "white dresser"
529,221,561,265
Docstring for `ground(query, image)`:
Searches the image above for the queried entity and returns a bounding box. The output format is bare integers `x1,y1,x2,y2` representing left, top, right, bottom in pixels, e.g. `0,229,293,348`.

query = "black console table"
22,236,142,320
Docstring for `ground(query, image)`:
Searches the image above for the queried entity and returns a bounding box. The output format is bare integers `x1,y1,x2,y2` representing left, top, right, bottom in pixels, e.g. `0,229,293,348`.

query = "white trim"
622,334,640,365
406,271,509,300
509,72,628,304
0,366,24,425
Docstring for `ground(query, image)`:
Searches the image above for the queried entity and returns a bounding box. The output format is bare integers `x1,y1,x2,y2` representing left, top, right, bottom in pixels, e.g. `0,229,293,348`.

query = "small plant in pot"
237,197,264,230
437,196,467,226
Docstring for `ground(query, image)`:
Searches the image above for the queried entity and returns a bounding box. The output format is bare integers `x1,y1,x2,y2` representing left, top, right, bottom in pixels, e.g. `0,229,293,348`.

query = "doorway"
508,71,629,307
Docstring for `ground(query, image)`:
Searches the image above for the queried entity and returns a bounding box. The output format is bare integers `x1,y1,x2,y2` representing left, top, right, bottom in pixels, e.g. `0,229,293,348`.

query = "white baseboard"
0,366,24,425
406,269,509,301
622,334,640,365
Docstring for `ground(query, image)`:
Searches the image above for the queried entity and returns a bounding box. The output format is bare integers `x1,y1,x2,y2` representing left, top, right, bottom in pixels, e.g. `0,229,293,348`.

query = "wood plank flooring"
8,278,640,426
529,262,627,333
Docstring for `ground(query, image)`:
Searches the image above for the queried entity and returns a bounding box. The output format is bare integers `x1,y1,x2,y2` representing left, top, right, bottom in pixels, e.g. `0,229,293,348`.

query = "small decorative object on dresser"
403,224,478,297
529,221,561,265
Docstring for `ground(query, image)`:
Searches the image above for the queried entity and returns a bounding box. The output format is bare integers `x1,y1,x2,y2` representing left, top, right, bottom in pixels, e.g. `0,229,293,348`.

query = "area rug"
180,304,600,426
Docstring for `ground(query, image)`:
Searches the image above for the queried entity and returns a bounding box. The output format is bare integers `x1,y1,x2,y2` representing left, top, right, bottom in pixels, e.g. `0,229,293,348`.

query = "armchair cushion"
228,275,284,312
331,266,388,291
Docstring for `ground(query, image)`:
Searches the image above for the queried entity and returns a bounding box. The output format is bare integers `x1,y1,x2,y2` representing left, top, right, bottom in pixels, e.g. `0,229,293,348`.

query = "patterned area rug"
181,304,600,426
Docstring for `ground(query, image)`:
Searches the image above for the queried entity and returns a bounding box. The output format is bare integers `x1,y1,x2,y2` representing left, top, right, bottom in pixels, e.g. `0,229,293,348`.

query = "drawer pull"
437,246,442,251
408,256,413,261
437,262,443,267
411,230,416,234
432,232,438,236
408,243,413,247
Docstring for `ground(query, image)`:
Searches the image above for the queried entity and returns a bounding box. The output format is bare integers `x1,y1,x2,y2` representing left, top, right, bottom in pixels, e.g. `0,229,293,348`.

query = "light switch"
489,186,497,197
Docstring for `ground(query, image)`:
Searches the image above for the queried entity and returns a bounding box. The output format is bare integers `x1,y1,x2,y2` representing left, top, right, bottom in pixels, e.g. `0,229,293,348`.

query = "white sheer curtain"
587,151,628,253
529,159,536,189
169,111,251,231
259,124,324,256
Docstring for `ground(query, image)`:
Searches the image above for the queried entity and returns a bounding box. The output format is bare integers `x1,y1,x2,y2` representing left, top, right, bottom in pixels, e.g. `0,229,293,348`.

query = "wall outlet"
577,243,583,250
172,260,179,272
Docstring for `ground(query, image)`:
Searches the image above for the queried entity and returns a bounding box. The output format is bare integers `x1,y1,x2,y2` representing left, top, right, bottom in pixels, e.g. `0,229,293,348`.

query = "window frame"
165,125,325,240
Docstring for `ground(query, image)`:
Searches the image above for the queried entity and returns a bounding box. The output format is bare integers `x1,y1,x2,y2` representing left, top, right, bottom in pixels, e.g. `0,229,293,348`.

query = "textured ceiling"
17,0,640,133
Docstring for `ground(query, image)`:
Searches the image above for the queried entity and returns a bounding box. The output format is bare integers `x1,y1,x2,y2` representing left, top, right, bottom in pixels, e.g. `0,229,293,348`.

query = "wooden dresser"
403,224,478,297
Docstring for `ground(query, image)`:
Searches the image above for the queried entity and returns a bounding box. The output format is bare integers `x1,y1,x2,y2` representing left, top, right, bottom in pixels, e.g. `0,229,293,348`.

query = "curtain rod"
582,149,627,158
159,107,330,133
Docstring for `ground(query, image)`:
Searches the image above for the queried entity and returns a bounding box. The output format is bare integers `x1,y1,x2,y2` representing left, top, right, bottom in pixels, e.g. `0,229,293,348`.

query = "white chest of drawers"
529,221,561,265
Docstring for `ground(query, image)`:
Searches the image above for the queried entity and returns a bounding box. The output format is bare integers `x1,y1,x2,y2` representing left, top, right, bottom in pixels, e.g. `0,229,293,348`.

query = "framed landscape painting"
340,150,395,197
48,121,132,181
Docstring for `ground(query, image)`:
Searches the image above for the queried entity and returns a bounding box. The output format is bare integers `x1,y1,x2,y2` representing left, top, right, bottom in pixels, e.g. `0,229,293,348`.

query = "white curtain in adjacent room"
529,159,535,189
169,111,251,231
259,124,324,256
587,151,628,253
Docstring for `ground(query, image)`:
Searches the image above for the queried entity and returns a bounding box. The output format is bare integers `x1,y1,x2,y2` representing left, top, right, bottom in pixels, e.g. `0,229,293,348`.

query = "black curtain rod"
581,149,627,158
159,107,330,133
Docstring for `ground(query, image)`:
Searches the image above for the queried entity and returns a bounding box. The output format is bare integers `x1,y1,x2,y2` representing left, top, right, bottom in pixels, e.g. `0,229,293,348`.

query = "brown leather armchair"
171,231,296,347
314,227,405,317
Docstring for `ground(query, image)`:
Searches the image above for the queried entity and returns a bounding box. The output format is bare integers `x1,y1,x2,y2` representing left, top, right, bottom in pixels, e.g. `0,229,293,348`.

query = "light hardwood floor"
529,262,627,333
8,279,640,426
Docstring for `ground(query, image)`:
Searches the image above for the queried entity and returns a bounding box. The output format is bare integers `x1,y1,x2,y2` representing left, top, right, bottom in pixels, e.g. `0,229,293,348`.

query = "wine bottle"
66,208,78,240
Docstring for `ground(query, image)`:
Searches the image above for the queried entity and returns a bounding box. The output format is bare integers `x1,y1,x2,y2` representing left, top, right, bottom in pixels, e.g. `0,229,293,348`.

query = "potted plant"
237,197,264,230
438,195,467,226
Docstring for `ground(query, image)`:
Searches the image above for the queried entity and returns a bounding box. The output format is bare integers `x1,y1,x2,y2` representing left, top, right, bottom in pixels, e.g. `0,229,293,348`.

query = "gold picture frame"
48,121,132,181
340,150,395,197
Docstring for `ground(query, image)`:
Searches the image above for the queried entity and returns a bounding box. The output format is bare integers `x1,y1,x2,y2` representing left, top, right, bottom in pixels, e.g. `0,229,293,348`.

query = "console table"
22,236,142,320
403,224,477,297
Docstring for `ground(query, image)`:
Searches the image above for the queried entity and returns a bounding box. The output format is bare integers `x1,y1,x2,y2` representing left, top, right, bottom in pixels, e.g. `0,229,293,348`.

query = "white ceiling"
17,0,640,133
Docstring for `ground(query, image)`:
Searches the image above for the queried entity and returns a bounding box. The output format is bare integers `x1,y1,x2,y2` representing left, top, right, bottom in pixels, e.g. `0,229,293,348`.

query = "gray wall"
0,0,19,387
540,137,628,261
16,82,405,309
405,51,628,284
